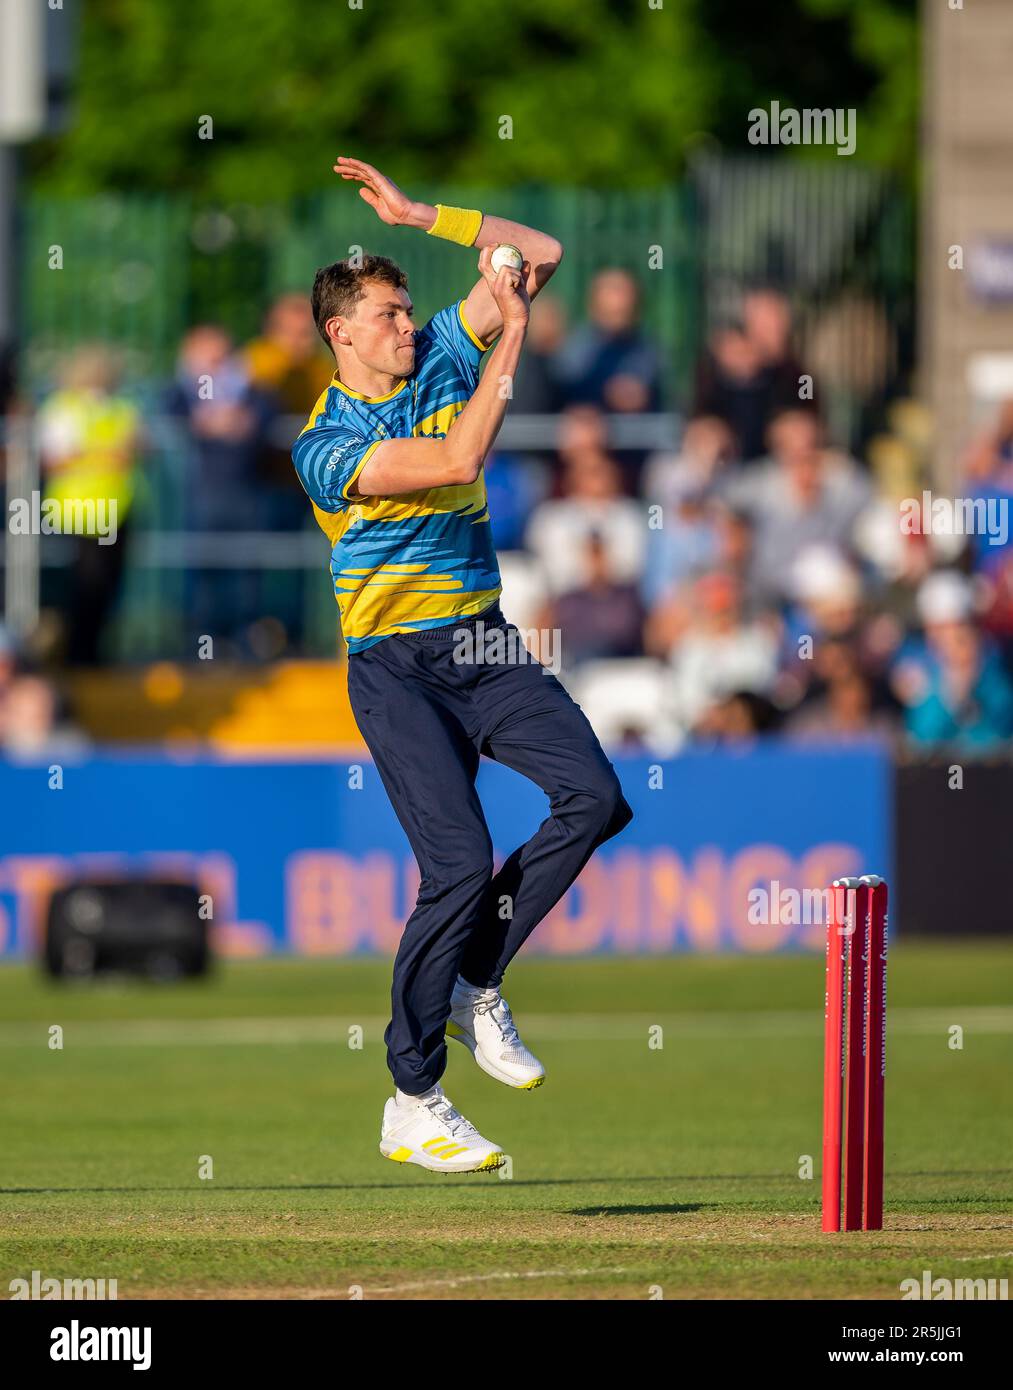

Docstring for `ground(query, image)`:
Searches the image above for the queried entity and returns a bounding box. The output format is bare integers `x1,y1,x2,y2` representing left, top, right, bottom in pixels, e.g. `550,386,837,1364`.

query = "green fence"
15,164,916,663
21,164,913,414
23,183,700,403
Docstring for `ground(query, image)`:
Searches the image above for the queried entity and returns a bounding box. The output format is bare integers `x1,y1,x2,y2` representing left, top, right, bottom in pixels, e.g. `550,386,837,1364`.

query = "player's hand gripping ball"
490,244,524,274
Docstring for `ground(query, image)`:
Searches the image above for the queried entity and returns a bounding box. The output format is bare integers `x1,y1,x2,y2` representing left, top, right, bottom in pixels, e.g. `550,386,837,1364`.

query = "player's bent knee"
578,775,632,843
599,784,633,842
606,790,634,839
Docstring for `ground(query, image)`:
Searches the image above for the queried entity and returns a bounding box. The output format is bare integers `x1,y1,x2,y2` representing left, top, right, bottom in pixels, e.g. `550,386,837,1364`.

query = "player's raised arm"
349,255,531,499
334,155,563,345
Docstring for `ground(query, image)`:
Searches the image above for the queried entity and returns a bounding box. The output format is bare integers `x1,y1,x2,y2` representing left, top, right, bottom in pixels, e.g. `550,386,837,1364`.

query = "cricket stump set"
822,874,888,1232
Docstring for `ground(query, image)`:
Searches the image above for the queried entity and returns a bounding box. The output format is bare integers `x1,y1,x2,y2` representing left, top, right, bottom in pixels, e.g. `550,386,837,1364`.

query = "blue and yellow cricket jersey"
292,300,502,653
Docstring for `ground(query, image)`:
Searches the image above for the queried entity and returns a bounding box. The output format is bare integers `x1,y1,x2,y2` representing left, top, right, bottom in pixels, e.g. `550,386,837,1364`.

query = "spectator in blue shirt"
897,571,1013,750
557,269,663,415
905,620,1013,750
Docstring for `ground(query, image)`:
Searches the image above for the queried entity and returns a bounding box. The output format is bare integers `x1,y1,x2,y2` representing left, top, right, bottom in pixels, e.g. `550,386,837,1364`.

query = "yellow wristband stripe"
427,204,483,247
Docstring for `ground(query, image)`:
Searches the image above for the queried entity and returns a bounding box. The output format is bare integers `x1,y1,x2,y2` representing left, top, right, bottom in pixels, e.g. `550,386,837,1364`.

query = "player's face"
344,281,416,378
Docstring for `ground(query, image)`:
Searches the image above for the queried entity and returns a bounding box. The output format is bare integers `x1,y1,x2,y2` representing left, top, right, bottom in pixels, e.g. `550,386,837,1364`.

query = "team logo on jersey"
327,438,364,470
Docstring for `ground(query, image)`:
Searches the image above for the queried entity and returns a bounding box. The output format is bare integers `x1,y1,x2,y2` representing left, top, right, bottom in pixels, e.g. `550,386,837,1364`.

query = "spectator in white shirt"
665,569,780,733
525,407,647,595
721,408,872,607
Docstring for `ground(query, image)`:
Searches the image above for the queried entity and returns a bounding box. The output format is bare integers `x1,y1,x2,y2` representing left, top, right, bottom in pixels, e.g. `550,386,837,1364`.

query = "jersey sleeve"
419,300,489,386
291,424,382,512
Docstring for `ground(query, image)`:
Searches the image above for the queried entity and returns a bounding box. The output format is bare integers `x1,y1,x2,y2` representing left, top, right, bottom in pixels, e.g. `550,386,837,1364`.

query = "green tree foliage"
697,0,918,176
29,0,917,196
799,0,920,173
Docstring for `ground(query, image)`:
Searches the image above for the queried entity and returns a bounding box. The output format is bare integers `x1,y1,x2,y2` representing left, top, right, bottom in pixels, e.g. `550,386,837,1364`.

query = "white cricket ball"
490,243,523,274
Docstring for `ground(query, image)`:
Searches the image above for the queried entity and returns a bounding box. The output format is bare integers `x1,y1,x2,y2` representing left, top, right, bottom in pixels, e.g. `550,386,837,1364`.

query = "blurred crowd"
490,275,1013,755
2,271,1012,756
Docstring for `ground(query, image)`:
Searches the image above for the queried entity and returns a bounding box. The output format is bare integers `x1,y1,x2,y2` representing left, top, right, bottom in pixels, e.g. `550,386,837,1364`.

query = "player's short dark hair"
311,255,409,347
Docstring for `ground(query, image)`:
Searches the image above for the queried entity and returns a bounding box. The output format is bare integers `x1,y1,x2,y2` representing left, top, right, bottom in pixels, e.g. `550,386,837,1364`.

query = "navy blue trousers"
346,602,633,1095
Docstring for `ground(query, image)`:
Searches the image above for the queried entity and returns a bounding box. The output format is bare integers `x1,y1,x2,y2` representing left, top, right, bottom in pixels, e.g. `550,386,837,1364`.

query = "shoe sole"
446,1020,546,1090
379,1141,506,1173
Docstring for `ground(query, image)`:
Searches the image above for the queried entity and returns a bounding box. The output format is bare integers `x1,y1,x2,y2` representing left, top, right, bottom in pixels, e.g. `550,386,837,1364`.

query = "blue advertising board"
0,745,890,957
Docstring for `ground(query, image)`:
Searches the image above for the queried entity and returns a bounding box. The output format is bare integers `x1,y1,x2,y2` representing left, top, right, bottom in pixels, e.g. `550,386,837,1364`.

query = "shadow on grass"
570,1204,707,1216
0,1175,782,1196
2,1170,1010,1197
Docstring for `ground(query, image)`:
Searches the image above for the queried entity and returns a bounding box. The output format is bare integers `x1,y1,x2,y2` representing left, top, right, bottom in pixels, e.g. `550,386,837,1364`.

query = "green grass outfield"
1,944,1011,1301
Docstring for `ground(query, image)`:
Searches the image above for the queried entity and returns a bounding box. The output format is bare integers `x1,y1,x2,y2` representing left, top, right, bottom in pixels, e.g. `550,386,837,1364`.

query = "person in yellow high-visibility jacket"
36,346,141,664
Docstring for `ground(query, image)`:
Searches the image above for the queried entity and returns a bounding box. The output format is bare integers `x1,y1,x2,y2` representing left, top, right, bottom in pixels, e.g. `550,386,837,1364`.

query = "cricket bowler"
292,156,633,1172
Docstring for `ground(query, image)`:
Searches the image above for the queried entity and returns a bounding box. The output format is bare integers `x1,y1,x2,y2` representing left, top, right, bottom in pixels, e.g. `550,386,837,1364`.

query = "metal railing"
1,410,682,658
5,162,916,657
2,414,39,635
19,165,912,414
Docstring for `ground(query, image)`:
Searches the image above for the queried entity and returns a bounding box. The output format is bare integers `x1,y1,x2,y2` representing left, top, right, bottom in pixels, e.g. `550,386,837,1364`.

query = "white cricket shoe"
446,976,546,1090
379,1085,506,1173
